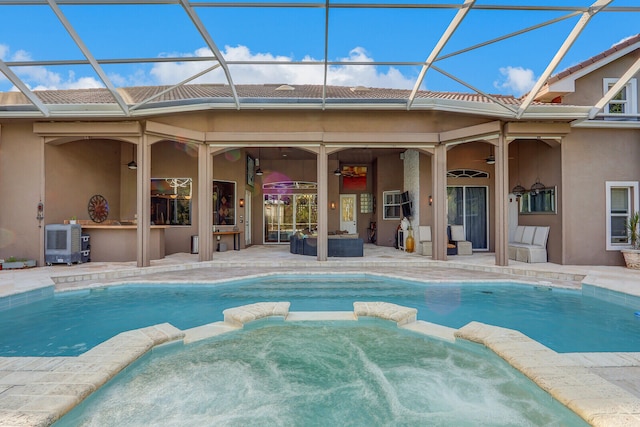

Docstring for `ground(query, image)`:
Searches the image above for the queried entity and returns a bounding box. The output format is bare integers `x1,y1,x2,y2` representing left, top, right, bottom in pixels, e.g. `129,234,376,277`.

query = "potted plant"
69,216,77,224
621,211,640,269
2,256,37,269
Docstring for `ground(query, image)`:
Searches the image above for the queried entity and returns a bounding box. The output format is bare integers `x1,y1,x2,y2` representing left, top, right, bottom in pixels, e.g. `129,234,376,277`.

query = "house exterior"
0,35,638,268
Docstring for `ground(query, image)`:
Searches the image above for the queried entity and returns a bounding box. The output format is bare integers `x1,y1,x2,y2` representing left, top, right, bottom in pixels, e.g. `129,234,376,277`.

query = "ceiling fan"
474,146,512,164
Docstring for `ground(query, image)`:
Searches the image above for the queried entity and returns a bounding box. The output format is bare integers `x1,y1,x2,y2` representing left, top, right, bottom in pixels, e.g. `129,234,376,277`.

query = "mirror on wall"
151,178,192,225
214,180,236,226
519,186,556,214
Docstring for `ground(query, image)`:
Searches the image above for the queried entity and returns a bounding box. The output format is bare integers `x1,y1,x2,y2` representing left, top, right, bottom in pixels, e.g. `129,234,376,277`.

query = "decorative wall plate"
88,194,109,223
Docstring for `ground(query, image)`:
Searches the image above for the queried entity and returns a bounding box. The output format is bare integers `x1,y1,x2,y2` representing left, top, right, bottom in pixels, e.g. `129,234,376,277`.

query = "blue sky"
0,1,638,96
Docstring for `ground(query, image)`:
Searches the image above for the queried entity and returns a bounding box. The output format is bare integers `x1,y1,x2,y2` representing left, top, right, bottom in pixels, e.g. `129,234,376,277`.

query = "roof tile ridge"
548,33,640,84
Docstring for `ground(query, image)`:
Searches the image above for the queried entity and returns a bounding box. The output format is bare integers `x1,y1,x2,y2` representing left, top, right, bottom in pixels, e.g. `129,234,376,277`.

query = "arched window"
447,169,489,179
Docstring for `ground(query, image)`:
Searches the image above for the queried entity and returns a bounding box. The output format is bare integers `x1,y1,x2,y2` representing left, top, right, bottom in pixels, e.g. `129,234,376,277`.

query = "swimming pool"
54,320,588,427
2,274,639,356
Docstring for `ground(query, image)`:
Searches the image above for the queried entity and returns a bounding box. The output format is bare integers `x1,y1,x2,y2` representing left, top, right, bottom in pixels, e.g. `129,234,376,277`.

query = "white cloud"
1,43,416,92
149,45,416,89
494,66,536,96
327,47,415,89
0,46,104,91
0,44,9,60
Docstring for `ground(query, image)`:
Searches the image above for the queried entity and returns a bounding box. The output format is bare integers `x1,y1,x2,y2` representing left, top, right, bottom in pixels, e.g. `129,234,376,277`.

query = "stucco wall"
376,152,405,247
0,122,43,263
157,110,486,134
45,139,122,225
562,128,640,265
509,139,563,264
564,50,640,107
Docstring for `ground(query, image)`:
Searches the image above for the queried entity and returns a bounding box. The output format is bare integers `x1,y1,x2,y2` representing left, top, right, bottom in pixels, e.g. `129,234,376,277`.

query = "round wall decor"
88,194,109,223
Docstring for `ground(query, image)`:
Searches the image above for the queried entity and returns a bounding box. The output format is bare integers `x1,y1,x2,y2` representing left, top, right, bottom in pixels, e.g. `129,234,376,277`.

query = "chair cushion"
532,226,549,246
418,226,431,242
450,225,466,242
514,226,525,243
521,226,536,245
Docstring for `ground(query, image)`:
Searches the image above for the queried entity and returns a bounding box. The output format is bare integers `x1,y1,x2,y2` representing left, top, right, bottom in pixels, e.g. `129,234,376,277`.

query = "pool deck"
1,244,640,426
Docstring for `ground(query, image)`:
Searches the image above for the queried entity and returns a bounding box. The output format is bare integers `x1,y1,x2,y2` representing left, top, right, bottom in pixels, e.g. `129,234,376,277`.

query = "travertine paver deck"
0,323,184,427
456,322,640,427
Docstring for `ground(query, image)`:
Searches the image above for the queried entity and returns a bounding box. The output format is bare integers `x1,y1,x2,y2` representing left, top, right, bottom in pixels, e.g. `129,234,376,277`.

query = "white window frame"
603,78,638,116
606,181,639,250
382,190,402,220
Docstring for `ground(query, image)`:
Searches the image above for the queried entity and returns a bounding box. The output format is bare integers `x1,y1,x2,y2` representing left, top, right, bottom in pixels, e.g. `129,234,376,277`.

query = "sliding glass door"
264,195,294,243
294,194,318,233
264,193,317,244
447,186,488,250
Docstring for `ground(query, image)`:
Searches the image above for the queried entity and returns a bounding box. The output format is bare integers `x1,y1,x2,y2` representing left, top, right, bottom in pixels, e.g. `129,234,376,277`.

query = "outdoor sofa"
508,225,550,263
290,233,363,257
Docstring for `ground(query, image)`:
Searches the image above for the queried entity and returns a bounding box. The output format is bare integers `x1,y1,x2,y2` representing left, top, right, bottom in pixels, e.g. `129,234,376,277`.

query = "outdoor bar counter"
79,223,167,262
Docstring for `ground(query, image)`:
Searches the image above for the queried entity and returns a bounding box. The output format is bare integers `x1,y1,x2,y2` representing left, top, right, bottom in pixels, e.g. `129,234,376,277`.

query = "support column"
432,144,448,260
494,131,509,266
137,136,151,267
404,149,420,230
316,145,328,261
198,144,214,261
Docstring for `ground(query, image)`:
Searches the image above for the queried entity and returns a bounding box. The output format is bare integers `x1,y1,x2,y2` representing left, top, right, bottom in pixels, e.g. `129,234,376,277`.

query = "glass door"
263,194,295,244
294,194,318,233
447,186,488,250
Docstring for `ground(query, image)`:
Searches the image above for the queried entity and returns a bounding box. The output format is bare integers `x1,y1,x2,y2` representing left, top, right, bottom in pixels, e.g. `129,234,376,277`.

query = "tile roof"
548,33,640,84
0,84,522,107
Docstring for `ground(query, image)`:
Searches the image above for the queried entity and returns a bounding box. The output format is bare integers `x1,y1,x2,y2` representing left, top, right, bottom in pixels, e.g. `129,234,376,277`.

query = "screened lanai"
0,0,639,119
1,1,640,268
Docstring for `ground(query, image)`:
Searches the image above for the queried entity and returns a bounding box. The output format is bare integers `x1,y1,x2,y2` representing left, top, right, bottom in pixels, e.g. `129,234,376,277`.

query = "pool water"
54,321,588,427
2,274,639,356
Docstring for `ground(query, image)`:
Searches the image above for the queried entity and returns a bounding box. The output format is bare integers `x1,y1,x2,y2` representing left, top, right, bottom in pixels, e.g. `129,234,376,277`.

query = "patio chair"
418,226,432,256
449,225,472,255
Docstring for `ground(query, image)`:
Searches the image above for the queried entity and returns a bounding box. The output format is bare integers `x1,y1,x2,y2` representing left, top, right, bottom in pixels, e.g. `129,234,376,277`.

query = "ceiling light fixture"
530,141,545,194
127,145,137,170
511,142,525,197
255,148,263,176
334,150,342,176
485,146,495,164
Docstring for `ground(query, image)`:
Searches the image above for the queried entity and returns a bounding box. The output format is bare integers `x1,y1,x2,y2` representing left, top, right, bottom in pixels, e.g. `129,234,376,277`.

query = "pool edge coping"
1,302,639,426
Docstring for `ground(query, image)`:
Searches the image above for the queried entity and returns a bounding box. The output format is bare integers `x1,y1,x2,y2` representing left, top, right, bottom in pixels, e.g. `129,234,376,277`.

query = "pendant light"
127,145,137,170
530,141,545,194
255,147,263,176
334,150,342,176
511,142,525,197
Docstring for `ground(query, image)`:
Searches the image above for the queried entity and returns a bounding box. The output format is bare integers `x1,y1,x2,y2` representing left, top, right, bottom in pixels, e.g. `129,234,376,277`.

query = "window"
383,190,402,220
519,187,557,214
606,181,639,250
360,193,373,214
151,178,192,225
603,78,637,117
447,169,489,178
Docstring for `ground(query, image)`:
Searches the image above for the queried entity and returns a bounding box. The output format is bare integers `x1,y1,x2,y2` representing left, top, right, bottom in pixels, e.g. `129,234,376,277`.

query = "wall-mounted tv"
401,201,412,218
401,191,410,204
400,191,412,218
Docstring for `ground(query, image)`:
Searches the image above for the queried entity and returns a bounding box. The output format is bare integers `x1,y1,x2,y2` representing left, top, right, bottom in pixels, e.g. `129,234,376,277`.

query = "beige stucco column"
493,131,509,266
198,144,214,261
432,144,448,260
137,136,151,267
316,144,328,261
